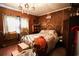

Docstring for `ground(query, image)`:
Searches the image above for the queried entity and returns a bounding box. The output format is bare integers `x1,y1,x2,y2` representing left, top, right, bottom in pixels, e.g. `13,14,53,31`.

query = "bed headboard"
40,24,61,36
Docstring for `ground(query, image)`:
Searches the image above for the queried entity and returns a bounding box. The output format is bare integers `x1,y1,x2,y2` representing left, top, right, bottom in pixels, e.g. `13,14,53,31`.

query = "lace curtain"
3,15,29,35
3,15,20,34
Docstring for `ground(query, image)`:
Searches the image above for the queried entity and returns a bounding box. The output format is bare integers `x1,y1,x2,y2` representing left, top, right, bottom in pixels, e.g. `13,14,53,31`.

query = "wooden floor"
0,43,66,56
49,47,66,56
0,44,18,56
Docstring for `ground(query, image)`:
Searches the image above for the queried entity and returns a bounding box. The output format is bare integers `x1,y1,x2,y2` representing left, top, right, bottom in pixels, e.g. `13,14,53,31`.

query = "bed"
20,30,59,54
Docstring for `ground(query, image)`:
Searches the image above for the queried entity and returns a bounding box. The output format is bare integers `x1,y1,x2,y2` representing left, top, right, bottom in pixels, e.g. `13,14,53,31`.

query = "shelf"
33,24,40,33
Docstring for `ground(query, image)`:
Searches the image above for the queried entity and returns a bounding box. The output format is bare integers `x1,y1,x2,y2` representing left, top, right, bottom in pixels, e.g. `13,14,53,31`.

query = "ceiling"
0,3,71,16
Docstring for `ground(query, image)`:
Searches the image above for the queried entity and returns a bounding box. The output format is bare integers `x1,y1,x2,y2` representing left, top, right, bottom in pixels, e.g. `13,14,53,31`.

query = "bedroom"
0,3,79,56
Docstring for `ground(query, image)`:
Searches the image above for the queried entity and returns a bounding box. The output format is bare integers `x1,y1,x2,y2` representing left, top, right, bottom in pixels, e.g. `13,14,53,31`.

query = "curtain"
3,15,29,35
20,18,29,35
3,15,20,34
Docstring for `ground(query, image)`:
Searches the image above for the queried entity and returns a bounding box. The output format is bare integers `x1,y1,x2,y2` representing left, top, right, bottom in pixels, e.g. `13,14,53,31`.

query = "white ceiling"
0,3,70,16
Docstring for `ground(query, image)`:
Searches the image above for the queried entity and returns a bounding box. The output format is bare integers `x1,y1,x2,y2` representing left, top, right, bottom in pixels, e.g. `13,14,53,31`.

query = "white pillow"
40,30,56,34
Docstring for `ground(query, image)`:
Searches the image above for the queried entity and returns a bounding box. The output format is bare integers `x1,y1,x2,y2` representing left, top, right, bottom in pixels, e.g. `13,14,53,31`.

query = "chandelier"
18,3,35,14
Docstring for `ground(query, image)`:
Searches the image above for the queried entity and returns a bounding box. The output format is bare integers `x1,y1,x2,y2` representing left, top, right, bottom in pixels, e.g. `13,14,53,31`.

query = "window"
21,18,29,29
3,15,29,34
3,15,20,33
20,18,29,34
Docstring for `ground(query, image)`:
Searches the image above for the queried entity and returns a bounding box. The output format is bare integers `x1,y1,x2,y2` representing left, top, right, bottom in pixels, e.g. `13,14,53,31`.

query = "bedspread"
21,30,59,53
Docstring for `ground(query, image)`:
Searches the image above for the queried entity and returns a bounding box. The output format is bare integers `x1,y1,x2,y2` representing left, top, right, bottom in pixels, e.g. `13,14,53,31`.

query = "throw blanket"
34,36,47,49
33,36,47,56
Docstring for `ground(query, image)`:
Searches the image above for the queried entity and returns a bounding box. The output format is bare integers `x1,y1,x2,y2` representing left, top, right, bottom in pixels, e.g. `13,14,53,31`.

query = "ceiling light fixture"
18,3,35,14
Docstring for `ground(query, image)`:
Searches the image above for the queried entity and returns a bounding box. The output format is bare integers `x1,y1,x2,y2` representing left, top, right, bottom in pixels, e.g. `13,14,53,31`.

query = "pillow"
40,30,57,35
40,30,45,34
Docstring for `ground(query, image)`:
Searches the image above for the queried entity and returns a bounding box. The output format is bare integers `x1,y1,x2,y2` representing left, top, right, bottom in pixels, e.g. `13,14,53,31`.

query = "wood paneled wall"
0,14,3,32
0,7,37,47
0,7,37,34
0,7,71,35
38,8,71,35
